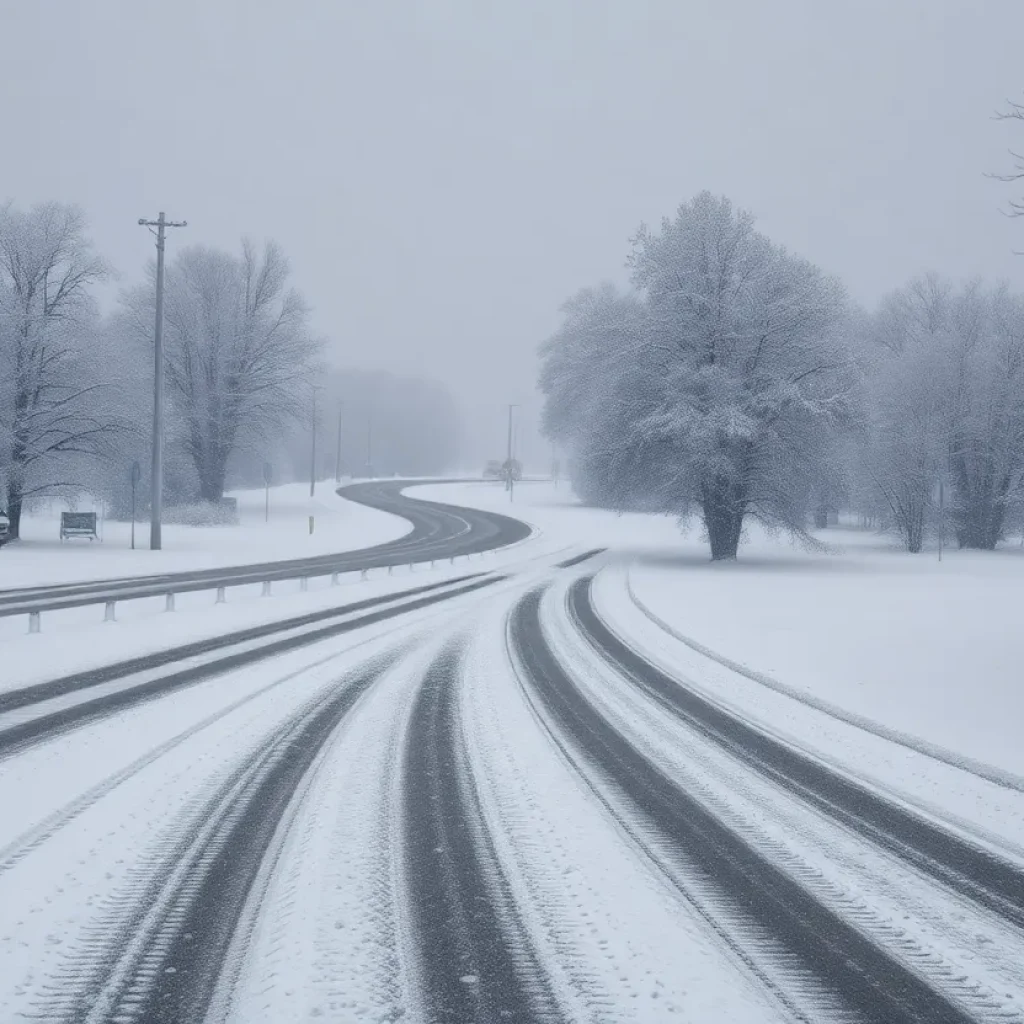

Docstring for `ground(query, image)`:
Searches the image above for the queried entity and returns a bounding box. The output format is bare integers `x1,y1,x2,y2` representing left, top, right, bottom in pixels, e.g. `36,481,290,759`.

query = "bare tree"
0,202,113,538
851,279,951,551
120,240,322,502
945,283,1024,548
855,276,1024,551
993,94,1024,218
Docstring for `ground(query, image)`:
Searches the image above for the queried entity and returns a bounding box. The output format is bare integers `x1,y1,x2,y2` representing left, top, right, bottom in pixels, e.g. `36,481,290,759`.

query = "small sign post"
130,461,141,550
263,462,273,523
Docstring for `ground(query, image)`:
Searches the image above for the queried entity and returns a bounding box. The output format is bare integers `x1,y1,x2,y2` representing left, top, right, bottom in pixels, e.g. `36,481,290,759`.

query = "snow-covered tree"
633,194,851,557
540,194,853,559
852,276,1024,551
538,285,662,509
120,240,322,502
945,283,1024,548
0,202,116,538
849,277,950,551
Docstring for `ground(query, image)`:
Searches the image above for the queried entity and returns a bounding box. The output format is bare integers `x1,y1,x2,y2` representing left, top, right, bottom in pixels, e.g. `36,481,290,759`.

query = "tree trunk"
5,486,24,541
953,481,1008,551
197,462,228,503
814,504,828,529
906,510,923,554
702,476,745,560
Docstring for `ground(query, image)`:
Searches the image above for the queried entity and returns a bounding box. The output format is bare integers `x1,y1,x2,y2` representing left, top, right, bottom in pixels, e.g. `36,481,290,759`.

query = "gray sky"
4,0,1023,469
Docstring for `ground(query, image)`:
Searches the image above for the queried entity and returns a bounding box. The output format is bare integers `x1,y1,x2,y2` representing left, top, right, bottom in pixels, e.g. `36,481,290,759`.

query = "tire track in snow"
462,604,796,1022
0,613,428,878
572,575,1024,932
401,641,561,1023
0,574,504,758
211,646,438,1023
510,585,976,1024
544,576,1024,1022
0,572,485,716
39,655,396,1024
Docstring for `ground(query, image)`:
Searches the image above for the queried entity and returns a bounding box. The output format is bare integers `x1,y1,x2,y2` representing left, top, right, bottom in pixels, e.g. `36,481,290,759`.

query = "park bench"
60,511,98,542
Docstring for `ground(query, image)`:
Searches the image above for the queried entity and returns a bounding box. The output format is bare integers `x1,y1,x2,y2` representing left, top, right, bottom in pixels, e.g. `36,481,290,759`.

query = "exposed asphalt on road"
0,479,530,616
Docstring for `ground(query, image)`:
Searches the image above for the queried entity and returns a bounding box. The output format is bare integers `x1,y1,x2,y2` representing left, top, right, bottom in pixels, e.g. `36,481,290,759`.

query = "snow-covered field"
415,480,1024,781
0,481,410,589
2,479,1023,1021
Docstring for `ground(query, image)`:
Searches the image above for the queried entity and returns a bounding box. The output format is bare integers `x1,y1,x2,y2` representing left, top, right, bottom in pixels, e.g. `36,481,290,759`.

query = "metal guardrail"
14,552,487,635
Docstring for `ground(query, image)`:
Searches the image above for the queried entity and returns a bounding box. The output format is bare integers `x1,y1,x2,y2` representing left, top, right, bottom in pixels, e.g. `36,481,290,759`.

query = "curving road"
0,479,530,617
2,487,1024,1022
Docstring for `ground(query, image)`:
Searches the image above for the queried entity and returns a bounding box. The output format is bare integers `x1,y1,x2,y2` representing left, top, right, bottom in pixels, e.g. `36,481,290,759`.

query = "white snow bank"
626,536,1024,778
0,482,410,590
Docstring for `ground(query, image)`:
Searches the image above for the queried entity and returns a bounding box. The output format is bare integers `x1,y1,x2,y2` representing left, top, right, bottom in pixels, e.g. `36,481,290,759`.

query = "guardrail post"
28,610,41,634
165,593,175,612
216,586,226,604
331,572,340,586
104,600,116,622
262,581,271,597
300,577,309,592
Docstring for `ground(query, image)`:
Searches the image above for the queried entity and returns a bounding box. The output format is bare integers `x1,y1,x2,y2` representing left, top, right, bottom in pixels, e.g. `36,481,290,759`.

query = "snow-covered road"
2,491,1024,1022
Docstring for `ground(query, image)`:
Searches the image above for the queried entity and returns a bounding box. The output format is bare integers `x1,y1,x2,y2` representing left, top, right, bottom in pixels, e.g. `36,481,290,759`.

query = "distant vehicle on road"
0,509,10,547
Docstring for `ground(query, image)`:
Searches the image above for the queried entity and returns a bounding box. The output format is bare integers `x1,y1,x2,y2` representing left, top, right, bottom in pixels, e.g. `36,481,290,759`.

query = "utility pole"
138,212,186,551
335,403,343,484
366,406,374,479
309,385,319,498
506,403,518,501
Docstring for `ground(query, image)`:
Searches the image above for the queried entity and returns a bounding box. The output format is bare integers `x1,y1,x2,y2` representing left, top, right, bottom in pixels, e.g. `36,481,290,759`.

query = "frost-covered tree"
120,240,322,502
538,285,663,510
627,194,851,557
945,283,1024,548
852,276,1024,551
0,202,115,538
540,194,853,559
856,280,951,551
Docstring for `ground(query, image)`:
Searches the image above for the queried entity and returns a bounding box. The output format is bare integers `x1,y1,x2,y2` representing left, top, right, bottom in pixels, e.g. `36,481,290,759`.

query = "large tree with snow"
542,193,852,560
120,240,322,502
627,194,851,557
0,202,115,538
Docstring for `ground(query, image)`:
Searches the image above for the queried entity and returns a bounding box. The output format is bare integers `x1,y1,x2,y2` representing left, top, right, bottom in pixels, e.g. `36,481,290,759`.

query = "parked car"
0,508,10,547
483,460,504,479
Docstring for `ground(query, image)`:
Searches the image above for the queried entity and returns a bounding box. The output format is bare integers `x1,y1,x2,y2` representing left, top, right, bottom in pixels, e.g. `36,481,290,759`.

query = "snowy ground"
414,480,1024,782
0,481,410,589
2,479,1023,1021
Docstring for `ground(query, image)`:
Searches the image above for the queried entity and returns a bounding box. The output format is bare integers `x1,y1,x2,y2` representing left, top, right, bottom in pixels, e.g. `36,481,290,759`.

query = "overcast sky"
4,0,1023,468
